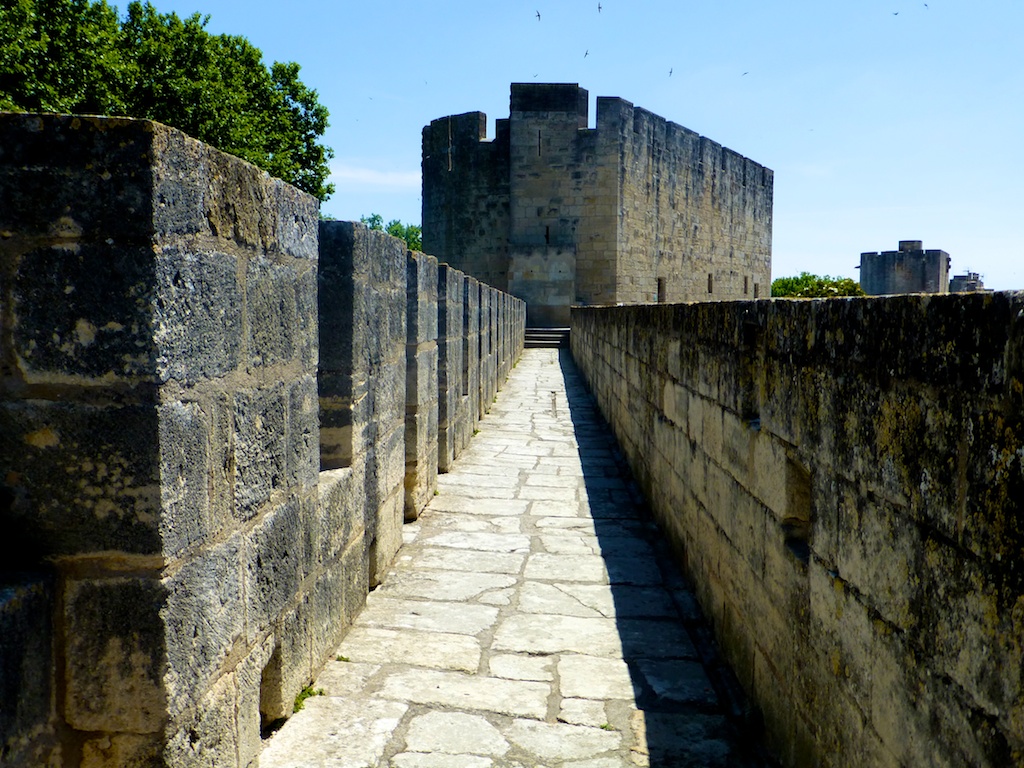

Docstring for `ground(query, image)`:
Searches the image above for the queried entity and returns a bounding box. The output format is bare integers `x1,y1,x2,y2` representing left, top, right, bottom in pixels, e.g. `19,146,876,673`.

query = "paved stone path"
261,349,768,768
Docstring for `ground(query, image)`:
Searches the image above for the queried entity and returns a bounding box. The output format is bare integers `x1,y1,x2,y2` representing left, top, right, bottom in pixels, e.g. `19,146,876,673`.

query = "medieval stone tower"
422,83,774,326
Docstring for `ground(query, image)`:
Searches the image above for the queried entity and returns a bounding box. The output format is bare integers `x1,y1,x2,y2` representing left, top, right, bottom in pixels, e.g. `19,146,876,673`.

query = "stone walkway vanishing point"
261,349,770,768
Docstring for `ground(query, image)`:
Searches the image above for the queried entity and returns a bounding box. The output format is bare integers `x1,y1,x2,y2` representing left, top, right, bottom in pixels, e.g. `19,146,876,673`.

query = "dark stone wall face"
0,113,321,766
571,293,1024,768
0,113,524,767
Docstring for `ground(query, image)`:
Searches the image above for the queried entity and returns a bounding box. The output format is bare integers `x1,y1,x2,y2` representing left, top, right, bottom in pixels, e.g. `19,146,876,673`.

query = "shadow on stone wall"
570,295,1024,767
558,349,774,767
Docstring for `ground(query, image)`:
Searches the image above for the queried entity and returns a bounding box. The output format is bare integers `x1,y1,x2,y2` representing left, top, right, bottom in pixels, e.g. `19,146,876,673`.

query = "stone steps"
524,327,570,348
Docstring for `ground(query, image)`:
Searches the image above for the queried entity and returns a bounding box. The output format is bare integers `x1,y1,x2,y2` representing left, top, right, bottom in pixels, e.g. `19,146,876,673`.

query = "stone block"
0,115,154,241
830,493,920,632
10,244,161,382
375,424,408,507
234,639,275,767
163,535,245,719
244,256,297,371
158,400,215,557
276,598,315,711
752,431,788,521
407,252,439,345
341,534,372,626
295,265,319,373
0,576,56,762
306,564,350,676
371,492,404,587
233,385,287,521
63,576,167,733
720,409,755,486
287,375,319,491
405,343,439,409
700,399,724,464
149,124,317,254
0,400,162,557
314,468,361,568
374,359,407,432
919,538,1020,716
153,247,244,386
80,734,163,768
163,672,239,768
243,498,303,645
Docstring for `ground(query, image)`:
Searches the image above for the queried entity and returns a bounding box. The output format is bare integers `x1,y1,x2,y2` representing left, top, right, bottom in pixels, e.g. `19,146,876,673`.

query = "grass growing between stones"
293,685,325,712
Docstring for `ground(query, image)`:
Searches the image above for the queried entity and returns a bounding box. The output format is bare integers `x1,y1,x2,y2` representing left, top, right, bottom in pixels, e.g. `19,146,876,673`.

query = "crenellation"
0,113,525,767
424,83,773,325
405,250,440,520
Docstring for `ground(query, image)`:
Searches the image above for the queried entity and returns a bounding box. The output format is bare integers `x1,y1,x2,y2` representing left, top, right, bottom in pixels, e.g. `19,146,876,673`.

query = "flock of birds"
530,2,933,79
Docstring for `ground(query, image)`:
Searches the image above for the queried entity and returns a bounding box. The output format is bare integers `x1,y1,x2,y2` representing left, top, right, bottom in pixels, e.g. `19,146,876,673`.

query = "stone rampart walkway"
261,349,768,768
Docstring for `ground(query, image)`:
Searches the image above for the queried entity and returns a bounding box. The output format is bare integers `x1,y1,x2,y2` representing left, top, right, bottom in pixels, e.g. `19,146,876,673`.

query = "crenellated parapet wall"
423,83,773,326
572,294,1024,767
0,113,524,767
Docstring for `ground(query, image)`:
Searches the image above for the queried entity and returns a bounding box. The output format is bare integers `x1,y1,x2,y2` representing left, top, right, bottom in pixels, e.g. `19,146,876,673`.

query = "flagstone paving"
261,349,770,768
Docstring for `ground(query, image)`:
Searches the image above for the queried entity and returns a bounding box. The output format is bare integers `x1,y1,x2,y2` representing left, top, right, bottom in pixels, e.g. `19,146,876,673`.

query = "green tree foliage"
361,214,422,252
771,272,865,298
0,0,334,200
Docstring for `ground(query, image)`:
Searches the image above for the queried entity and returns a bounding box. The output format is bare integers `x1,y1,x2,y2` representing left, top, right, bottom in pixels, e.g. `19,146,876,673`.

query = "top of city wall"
0,112,318,262
426,83,773,185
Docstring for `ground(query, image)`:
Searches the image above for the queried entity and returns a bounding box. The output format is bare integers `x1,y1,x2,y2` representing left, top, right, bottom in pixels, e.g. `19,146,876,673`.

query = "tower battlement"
422,83,774,325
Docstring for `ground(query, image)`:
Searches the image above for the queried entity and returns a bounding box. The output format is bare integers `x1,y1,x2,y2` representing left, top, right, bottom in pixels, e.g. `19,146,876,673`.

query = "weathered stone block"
164,535,245,719
159,400,215,557
0,115,154,240
406,343,439,409
11,244,159,382
243,498,302,644
80,733,163,768
287,375,319,491
371,491,404,587
276,598,315,714
163,672,239,768
306,564,350,677
64,577,167,733
233,385,287,520
245,256,297,371
154,248,244,385
0,576,56,763
314,469,361,570
0,400,161,556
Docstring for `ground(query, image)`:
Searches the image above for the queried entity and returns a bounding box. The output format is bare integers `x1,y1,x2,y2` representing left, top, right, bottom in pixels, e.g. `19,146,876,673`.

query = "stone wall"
860,240,950,296
571,294,1023,767
0,114,524,767
405,249,439,520
607,99,773,305
421,112,511,292
423,83,773,326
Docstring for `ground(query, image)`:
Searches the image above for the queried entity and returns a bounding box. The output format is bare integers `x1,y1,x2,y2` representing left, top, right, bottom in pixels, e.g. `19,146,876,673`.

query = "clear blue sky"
156,0,1023,290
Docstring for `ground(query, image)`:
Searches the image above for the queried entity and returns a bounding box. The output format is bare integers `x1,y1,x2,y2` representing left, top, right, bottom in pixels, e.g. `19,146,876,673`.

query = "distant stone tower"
859,240,950,295
949,271,988,293
422,83,774,326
